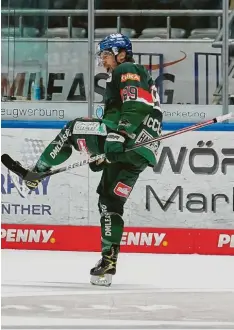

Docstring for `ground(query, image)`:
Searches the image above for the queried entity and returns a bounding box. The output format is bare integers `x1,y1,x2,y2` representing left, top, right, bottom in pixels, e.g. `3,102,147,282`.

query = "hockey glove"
89,158,110,172
104,132,126,162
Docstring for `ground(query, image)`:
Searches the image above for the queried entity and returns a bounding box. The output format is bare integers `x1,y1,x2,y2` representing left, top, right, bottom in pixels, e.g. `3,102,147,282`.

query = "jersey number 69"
122,86,138,102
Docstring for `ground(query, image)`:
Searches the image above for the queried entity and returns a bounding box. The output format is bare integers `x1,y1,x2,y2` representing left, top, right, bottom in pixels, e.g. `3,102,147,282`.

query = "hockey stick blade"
1,154,42,181
1,154,27,178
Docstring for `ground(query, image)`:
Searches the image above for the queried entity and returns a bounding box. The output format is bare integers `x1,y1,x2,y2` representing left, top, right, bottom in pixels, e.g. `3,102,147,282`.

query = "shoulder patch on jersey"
121,73,140,82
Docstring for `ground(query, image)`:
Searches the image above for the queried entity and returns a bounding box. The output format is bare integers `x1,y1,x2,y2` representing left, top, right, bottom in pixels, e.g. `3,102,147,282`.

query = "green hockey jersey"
101,61,163,166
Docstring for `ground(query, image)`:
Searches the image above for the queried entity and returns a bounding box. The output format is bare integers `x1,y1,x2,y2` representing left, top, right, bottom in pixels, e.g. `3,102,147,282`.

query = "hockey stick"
1,112,232,182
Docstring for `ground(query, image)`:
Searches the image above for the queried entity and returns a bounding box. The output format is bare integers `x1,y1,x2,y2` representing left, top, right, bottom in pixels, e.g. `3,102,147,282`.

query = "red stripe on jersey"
138,87,153,103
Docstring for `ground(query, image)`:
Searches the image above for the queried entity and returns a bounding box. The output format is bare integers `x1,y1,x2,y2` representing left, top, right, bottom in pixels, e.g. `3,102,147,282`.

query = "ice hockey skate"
6,158,49,198
9,160,41,196
7,159,35,198
25,161,51,191
90,245,119,287
7,168,30,198
25,177,40,191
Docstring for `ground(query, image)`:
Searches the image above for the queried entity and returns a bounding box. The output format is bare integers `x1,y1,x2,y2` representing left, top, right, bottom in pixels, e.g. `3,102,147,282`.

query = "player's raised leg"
25,119,106,190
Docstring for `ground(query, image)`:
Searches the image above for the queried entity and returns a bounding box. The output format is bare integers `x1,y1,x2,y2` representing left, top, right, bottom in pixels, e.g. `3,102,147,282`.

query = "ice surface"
1,250,234,330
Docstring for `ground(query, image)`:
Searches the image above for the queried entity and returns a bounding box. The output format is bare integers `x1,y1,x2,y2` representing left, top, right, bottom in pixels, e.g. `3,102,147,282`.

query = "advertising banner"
1,224,234,255
1,128,234,229
2,101,234,123
1,101,88,121
2,39,234,105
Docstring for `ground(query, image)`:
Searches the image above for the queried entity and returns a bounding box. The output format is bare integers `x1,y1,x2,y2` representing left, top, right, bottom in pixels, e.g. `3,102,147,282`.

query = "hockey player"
25,33,163,286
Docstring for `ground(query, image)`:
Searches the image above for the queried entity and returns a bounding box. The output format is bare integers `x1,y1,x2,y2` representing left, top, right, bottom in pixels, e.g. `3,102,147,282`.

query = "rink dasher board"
1,123,234,229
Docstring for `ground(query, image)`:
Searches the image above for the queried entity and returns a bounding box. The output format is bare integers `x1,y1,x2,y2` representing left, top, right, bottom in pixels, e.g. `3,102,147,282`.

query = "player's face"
99,51,117,71
97,50,127,72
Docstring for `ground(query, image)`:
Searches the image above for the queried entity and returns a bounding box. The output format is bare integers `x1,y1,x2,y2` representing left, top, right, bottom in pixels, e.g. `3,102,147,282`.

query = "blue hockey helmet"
96,33,133,65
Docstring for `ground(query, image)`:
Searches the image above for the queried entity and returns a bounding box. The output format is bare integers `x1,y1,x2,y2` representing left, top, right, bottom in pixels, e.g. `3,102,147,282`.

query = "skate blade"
90,274,112,287
8,169,30,198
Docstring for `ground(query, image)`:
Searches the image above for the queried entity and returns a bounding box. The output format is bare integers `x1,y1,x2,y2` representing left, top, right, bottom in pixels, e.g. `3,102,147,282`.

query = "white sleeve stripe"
106,133,125,143
123,97,154,107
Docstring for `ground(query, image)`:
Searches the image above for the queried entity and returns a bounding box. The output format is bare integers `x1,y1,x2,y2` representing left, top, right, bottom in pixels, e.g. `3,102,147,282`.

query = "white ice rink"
1,250,234,330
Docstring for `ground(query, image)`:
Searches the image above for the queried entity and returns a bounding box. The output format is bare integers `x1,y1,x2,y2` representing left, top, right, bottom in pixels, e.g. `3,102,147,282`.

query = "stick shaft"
39,154,105,179
127,118,215,151
127,112,232,151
